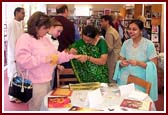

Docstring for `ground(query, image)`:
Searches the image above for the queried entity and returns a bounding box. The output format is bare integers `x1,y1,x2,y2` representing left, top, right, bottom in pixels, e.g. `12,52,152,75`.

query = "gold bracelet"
87,56,90,61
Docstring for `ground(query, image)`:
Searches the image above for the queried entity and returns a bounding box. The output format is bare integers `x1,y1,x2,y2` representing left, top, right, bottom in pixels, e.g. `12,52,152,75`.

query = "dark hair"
82,25,99,39
56,4,68,14
27,11,51,39
14,7,24,16
129,20,144,30
101,15,113,26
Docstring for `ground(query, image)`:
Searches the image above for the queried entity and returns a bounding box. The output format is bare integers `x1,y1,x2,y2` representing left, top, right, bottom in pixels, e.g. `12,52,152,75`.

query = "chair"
56,68,78,87
127,75,151,94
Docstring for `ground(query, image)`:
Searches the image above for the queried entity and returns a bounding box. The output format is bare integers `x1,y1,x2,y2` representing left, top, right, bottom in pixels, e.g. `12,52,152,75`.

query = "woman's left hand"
76,55,88,63
57,65,64,71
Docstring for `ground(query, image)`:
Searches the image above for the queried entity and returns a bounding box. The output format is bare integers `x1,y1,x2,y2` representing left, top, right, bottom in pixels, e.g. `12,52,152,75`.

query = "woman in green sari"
69,25,109,83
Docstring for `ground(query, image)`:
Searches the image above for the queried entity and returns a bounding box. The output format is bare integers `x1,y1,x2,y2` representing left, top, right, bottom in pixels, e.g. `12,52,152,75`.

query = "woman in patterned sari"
69,25,109,83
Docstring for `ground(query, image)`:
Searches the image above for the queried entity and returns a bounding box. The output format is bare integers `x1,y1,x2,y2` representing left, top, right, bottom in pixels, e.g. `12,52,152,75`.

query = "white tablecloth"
40,84,156,112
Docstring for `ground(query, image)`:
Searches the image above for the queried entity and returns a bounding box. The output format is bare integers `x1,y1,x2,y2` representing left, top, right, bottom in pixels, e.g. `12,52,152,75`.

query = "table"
40,84,156,112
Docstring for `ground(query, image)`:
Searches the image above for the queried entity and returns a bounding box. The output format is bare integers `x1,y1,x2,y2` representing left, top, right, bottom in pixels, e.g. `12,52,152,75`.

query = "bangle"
87,56,90,61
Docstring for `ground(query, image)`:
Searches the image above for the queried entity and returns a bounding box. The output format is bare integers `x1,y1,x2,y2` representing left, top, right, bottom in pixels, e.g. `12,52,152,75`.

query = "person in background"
15,11,79,111
46,18,64,89
69,25,109,83
100,15,122,83
137,15,150,39
52,4,77,88
54,4,75,52
7,7,25,103
112,13,125,43
47,17,63,51
74,22,81,41
113,20,158,101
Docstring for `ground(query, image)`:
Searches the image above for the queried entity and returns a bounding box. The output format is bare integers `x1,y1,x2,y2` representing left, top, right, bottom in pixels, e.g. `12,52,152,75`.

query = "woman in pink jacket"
15,11,77,111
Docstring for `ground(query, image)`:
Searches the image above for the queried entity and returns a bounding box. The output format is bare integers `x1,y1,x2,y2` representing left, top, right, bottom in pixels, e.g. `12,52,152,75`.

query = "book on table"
48,96,72,108
69,82,100,90
51,88,72,96
120,99,152,111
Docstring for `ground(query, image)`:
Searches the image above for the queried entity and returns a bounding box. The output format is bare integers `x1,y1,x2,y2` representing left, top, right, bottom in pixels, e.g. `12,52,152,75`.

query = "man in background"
7,7,25,102
54,4,75,52
112,13,125,43
100,15,122,83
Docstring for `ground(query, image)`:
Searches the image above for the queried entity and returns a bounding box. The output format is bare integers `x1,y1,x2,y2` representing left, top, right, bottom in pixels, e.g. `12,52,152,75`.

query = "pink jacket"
15,33,74,83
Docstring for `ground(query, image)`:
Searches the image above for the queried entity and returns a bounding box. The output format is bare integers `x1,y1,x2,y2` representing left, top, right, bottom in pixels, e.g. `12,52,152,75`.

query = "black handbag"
8,72,33,103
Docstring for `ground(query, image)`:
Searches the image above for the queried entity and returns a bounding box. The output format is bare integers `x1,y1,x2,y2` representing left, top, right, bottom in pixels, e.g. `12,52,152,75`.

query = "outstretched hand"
69,48,77,55
74,55,82,59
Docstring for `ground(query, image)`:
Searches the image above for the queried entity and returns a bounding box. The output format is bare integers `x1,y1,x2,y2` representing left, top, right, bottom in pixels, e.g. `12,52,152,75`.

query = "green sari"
70,38,109,83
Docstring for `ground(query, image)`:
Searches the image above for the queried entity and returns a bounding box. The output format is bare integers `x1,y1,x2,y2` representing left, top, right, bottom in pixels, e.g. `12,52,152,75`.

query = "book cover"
69,82,100,90
68,106,103,111
51,88,72,96
48,96,72,108
120,99,152,111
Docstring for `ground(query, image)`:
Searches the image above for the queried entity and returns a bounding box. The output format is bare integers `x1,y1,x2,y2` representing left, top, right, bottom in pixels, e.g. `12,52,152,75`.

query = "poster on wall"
154,42,160,51
152,25,159,33
104,8,111,15
151,33,159,42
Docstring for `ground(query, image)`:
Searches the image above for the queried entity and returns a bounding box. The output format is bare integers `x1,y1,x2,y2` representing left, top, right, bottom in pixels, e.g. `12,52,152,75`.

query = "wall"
47,4,124,12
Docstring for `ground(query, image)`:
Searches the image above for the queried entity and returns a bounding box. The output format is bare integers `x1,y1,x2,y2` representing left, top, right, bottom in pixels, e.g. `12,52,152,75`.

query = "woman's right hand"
69,48,77,55
120,60,129,67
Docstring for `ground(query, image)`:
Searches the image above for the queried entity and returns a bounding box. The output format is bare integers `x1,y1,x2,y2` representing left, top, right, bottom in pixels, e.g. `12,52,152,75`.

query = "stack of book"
48,88,72,109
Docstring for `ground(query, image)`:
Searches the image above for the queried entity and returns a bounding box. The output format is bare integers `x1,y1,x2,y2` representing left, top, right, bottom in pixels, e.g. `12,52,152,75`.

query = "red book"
48,96,72,108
